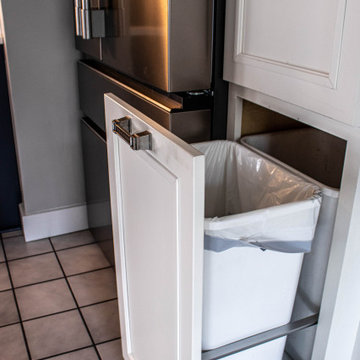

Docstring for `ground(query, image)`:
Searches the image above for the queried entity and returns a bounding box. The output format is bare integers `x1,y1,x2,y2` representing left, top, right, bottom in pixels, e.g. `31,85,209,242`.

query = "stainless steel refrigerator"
75,0,228,265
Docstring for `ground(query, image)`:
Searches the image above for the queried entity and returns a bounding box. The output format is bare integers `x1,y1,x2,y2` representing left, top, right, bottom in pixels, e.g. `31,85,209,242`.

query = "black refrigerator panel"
0,46,22,231
81,117,114,265
74,0,102,60
78,0,212,92
78,60,211,142
75,36,101,60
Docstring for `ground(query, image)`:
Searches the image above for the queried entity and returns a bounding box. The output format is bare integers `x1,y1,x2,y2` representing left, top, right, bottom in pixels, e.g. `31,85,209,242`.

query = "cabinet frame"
227,83,360,360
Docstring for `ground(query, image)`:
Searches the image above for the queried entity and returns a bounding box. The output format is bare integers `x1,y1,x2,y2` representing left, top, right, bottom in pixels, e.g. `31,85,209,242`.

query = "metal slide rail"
202,314,319,360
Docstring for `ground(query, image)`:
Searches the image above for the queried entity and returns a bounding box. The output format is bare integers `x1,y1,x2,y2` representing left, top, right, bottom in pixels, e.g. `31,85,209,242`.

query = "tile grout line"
0,234,32,360
20,297,118,324
6,251,55,263
48,239,102,360
11,265,113,291
93,336,121,346
65,265,114,278
79,297,118,310
12,276,66,290
53,241,98,253
21,307,78,324
0,228,23,239
0,287,14,294
37,344,95,360
5,241,98,264
38,337,122,360
0,319,21,329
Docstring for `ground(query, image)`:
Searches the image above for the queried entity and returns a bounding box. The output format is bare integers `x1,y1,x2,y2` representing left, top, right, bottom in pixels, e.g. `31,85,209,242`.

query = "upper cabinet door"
223,0,360,126
105,93,204,360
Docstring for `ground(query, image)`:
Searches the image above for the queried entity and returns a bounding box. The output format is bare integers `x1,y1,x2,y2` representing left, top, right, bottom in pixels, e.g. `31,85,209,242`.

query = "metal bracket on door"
201,314,318,360
113,117,152,151
74,0,105,39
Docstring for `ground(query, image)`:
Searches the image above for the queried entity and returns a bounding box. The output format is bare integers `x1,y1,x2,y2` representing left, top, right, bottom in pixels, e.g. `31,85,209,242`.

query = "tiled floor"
0,230,123,360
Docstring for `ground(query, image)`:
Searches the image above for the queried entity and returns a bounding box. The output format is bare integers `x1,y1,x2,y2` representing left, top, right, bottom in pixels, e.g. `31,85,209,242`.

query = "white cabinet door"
223,0,360,126
105,93,205,360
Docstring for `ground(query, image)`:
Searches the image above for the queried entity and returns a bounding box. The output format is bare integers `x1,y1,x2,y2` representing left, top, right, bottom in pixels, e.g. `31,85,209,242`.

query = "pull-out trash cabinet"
193,141,321,359
241,128,345,359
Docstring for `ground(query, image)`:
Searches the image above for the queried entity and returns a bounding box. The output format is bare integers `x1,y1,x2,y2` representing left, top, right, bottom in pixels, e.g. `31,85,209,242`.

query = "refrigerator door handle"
78,0,105,40
81,0,91,40
113,117,152,151
74,0,82,37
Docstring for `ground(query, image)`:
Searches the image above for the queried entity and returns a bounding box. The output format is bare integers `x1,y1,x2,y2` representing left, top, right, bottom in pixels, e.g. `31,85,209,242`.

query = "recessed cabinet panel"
119,138,178,359
241,0,340,75
224,0,360,126
105,93,204,360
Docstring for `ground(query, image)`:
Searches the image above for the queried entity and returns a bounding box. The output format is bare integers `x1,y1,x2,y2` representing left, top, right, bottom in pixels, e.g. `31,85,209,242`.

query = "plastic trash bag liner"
192,141,321,253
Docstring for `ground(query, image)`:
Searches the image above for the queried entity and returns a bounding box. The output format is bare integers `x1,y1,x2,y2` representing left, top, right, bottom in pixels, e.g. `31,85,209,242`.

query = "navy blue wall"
0,45,21,231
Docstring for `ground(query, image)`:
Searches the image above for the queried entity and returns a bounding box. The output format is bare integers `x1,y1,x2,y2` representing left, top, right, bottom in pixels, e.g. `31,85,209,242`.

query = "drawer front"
77,61,211,141
75,38,101,60
81,118,114,265
78,61,172,133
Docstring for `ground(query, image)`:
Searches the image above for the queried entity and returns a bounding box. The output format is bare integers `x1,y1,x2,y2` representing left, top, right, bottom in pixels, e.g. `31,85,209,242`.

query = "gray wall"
1,0,85,215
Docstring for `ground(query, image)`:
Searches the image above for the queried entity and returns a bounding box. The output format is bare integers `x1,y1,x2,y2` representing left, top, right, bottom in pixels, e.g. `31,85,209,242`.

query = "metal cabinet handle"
113,117,152,151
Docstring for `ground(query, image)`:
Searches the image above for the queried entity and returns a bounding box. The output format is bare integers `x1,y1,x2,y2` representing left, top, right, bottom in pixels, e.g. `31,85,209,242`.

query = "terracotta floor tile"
23,310,91,359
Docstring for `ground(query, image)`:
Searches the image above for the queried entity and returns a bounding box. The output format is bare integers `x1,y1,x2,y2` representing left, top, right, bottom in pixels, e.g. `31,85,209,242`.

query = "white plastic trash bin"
241,128,345,360
192,141,321,359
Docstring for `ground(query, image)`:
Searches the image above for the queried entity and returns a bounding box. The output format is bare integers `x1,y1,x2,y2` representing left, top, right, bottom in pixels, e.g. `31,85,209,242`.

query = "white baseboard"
19,203,88,242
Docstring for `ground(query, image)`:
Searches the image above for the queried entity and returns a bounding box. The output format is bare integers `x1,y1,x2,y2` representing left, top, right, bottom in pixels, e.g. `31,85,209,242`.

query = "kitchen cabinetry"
224,4,360,354
105,1,360,358
106,94,360,360
223,1,360,357
223,0,360,126
106,94,204,360
226,83,360,360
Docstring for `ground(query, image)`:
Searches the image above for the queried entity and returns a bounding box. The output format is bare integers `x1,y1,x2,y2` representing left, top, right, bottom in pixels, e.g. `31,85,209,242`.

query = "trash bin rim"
240,136,339,198
204,196,321,231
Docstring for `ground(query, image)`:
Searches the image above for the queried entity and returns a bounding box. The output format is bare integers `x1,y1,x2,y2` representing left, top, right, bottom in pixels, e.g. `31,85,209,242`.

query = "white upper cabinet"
224,0,360,126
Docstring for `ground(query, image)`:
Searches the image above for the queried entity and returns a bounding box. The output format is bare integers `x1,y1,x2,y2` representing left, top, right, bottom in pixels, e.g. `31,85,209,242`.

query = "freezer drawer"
81,117,114,265
78,61,211,142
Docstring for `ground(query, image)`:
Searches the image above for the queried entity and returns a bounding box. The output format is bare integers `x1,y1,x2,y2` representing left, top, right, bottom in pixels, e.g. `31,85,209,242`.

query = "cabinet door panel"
242,0,340,74
224,0,360,126
105,93,204,360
